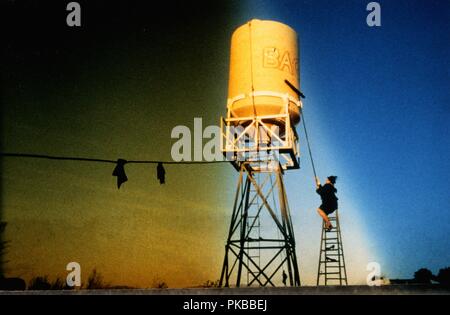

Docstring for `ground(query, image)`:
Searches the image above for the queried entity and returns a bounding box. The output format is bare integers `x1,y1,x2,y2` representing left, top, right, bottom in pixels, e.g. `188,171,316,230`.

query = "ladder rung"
321,266,344,269
325,278,346,280
319,272,341,275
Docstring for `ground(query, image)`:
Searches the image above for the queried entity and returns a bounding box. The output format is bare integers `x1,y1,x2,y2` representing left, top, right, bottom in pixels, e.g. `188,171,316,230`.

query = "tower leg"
220,162,301,287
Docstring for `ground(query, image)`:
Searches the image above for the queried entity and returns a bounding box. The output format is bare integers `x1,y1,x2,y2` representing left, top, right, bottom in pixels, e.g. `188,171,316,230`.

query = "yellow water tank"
228,19,301,126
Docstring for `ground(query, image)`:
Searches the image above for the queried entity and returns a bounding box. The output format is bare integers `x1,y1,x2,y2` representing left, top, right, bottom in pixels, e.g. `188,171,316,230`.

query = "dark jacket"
316,183,338,208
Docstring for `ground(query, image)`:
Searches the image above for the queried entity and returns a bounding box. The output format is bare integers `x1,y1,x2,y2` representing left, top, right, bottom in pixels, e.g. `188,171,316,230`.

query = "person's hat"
327,176,337,184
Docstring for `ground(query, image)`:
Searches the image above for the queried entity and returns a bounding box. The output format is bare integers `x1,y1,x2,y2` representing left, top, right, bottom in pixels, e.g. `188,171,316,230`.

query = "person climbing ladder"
284,79,348,285
315,176,338,231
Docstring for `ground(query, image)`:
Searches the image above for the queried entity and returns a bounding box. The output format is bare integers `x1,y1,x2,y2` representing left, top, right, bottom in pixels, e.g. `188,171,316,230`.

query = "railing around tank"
221,91,301,171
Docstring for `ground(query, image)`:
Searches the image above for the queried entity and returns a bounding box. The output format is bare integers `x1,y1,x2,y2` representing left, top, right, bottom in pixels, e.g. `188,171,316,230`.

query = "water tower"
219,19,302,287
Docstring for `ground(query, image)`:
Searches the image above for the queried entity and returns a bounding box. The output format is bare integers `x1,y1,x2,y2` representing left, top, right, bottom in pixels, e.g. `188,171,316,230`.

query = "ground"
1,285,449,295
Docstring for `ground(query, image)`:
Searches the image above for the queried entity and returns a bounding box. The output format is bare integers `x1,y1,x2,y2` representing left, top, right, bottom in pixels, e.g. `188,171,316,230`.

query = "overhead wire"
0,153,229,165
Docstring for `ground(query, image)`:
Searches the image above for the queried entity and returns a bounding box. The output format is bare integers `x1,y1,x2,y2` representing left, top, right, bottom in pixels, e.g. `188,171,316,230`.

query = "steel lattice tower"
219,92,302,287
219,20,303,287
219,160,300,287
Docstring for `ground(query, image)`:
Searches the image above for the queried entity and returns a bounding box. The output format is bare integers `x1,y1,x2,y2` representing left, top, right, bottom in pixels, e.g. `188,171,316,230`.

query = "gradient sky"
1,0,449,287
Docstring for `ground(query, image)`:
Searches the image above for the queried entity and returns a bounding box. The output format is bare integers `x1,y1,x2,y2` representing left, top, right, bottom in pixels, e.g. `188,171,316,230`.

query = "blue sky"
237,0,450,279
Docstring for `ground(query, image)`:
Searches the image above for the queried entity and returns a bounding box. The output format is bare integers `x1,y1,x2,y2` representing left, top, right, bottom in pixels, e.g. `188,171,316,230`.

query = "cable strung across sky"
0,153,229,165
1,152,229,189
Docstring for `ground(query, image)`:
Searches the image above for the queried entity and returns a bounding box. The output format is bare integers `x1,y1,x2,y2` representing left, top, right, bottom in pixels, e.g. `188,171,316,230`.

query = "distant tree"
151,277,168,289
28,276,52,290
436,267,450,286
86,269,108,289
413,268,434,284
0,277,26,290
51,277,74,290
0,222,27,291
202,280,219,288
28,276,73,290
0,222,9,277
